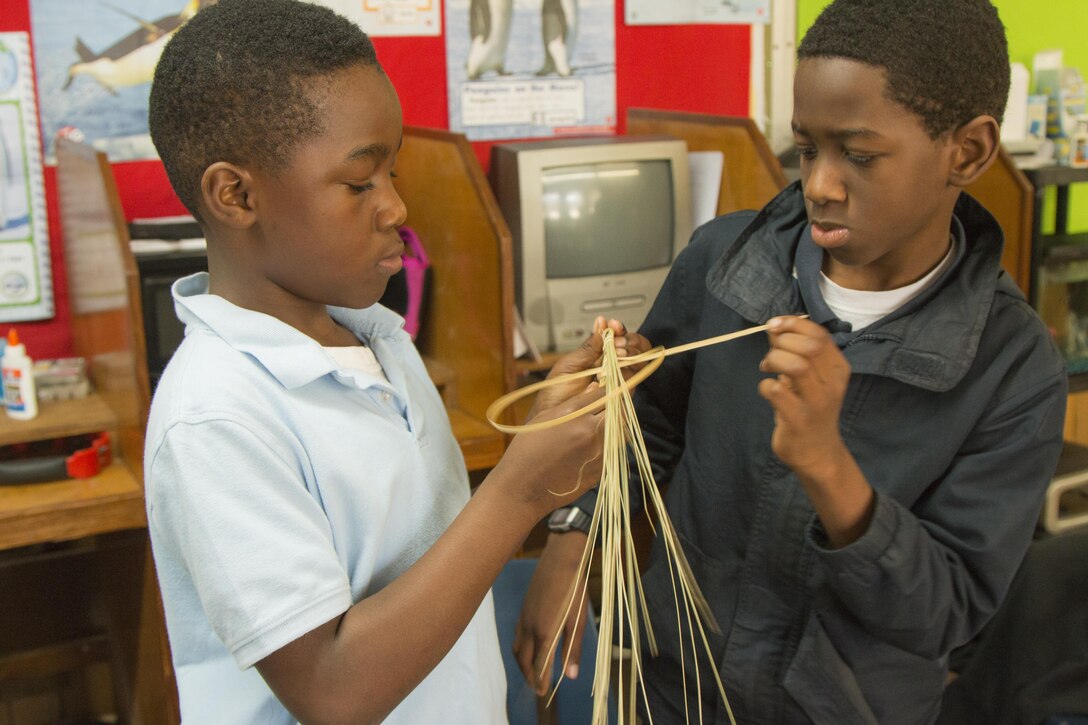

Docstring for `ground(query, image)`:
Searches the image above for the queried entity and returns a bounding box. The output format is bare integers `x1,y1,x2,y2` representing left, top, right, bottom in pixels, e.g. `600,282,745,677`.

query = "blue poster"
445,0,617,141
29,0,203,163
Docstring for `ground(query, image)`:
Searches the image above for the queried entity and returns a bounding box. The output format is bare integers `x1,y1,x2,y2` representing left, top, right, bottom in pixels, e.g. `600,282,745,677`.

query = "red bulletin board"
0,0,751,358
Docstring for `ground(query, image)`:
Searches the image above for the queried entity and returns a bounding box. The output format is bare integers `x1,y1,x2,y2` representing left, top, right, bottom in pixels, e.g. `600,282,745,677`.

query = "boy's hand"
494,384,607,516
514,532,590,695
757,316,875,547
530,317,652,418
757,316,851,479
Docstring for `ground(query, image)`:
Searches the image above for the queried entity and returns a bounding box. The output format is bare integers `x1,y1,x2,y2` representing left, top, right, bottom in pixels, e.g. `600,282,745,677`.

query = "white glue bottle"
2,328,37,420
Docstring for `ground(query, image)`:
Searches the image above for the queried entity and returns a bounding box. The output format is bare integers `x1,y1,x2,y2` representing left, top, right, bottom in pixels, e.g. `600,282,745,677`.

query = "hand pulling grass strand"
485,320,789,433
485,321,801,725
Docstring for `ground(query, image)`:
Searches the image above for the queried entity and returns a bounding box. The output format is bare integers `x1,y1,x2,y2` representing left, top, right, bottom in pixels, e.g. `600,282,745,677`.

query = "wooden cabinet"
0,138,180,724
0,394,174,724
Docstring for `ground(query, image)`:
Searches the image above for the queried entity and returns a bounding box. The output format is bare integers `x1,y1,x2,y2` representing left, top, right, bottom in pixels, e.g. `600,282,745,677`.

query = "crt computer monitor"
490,135,693,354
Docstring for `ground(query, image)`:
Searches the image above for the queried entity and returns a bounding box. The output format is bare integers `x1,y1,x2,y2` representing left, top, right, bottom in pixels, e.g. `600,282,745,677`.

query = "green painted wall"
796,0,1088,234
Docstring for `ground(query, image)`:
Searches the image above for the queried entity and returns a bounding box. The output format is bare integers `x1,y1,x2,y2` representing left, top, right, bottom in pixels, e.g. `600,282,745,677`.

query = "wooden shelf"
0,634,111,681
0,391,145,551
1021,164,1088,188
0,393,117,447
0,460,145,551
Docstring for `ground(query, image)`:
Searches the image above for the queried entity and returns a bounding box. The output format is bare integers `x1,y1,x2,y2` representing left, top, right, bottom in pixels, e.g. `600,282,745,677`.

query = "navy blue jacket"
613,184,1067,724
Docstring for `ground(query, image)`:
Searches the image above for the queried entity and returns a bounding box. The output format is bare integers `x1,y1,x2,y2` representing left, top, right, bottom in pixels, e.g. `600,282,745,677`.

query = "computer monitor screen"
542,160,674,279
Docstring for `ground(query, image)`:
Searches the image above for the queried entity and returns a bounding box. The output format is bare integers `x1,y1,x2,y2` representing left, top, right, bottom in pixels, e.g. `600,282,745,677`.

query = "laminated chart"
0,32,52,322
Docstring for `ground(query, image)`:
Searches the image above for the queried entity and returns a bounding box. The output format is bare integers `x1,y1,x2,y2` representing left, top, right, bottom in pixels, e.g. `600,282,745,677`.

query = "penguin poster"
446,0,617,141
28,0,204,164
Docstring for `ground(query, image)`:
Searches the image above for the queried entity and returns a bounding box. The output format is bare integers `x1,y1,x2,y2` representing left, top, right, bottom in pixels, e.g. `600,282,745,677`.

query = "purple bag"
379,226,431,340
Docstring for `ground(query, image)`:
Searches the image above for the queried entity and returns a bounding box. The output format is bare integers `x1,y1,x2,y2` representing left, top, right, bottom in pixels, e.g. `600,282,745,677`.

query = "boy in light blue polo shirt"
143,1,646,722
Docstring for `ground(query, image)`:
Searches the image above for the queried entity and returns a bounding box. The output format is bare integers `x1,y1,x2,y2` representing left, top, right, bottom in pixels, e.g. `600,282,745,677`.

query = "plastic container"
2,328,38,420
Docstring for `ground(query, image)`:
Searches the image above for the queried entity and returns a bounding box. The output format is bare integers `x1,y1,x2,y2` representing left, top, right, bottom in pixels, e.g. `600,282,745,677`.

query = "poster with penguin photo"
29,0,434,165
0,33,53,323
445,0,617,141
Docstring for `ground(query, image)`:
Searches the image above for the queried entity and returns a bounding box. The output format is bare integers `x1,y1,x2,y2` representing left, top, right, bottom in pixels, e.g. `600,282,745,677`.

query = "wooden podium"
396,126,517,470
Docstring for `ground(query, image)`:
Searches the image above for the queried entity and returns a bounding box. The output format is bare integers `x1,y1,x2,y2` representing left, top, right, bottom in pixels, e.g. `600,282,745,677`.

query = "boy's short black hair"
797,0,1010,138
149,0,379,219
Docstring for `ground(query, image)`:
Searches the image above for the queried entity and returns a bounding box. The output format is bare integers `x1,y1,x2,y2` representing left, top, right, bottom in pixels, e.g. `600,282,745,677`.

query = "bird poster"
29,0,204,164
0,32,53,322
445,0,617,141
29,0,443,165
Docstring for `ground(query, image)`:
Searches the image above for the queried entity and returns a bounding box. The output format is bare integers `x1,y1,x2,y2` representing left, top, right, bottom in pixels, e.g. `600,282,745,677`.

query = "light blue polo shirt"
145,273,506,724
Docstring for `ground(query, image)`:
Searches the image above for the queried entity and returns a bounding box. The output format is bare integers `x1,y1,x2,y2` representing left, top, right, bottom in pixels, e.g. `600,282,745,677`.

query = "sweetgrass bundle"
545,327,734,725
488,322,786,724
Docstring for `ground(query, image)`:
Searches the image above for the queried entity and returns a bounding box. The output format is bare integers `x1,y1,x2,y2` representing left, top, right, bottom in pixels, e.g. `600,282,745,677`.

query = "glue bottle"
2,328,37,420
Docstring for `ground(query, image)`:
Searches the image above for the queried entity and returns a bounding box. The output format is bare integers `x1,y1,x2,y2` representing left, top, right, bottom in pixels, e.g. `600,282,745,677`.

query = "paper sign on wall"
445,0,617,141
322,0,441,37
625,0,770,25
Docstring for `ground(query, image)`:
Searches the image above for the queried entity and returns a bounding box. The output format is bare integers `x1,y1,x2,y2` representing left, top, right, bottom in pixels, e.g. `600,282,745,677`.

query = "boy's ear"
200,162,257,229
948,115,1001,188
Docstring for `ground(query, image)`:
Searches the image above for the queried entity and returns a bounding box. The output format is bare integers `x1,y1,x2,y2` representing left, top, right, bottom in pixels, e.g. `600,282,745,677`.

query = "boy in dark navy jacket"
516,1,1068,723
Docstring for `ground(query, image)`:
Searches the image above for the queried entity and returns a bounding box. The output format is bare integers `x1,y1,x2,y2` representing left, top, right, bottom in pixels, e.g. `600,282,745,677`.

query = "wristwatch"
547,505,591,534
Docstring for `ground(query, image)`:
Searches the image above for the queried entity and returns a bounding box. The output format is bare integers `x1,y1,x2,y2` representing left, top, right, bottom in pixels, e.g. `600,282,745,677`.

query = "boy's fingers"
513,621,531,678
514,629,543,692
561,610,587,680
532,640,553,695
605,318,628,336
761,348,808,379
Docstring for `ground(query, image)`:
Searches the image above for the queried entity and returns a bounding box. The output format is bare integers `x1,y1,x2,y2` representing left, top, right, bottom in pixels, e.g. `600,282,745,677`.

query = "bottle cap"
5,328,25,357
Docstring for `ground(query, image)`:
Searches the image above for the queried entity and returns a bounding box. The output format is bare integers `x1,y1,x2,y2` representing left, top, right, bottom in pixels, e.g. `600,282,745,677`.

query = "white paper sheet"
626,0,770,25
688,150,724,229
